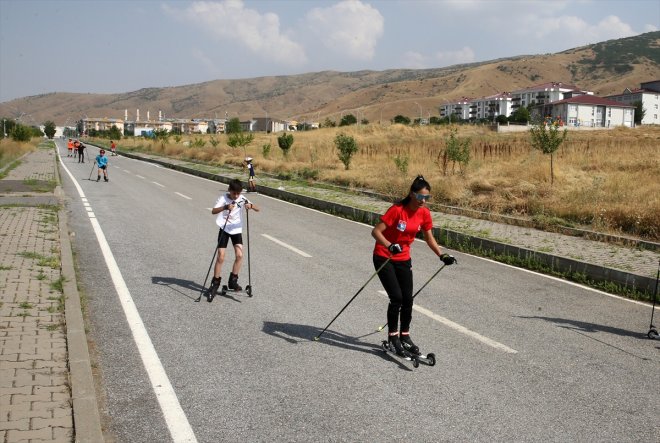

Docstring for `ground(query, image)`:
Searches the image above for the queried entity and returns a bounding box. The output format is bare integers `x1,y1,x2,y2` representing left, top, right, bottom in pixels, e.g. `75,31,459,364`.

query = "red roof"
550,95,635,107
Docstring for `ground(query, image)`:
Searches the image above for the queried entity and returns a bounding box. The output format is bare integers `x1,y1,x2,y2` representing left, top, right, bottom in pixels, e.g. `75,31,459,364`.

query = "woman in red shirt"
371,175,456,356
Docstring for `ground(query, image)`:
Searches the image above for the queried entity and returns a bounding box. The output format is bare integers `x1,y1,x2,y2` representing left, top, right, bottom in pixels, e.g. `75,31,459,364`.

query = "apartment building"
532,95,635,128
606,80,660,125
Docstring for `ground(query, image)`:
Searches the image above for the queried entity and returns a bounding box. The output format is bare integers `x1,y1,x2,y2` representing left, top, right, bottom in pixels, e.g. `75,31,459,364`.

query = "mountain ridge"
1,31,658,125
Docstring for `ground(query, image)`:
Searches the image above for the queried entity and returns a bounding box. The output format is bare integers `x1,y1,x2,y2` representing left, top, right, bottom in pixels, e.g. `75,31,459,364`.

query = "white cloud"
306,0,384,60
644,24,658,32
533,14,636,42
163,0,306,66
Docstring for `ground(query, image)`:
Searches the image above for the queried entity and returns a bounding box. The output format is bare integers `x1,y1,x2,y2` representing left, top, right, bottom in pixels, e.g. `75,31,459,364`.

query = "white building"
605,80,660,125
468,92,513,121
509,81,591,112
439,97,472,120
532,95,635,128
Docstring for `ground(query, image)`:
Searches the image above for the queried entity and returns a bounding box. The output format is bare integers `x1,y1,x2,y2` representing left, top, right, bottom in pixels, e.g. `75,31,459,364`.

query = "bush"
334,133,358,170
277,133,294,157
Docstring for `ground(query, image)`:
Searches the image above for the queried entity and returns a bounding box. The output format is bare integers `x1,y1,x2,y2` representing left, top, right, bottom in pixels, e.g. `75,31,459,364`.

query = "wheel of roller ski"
411,358,419,368
221,285,228,296
648,328,659,340
246,285,252,297
426,353,436,366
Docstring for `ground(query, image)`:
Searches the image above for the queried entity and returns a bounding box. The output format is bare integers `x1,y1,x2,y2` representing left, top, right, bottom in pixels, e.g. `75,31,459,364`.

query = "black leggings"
373,255,413,334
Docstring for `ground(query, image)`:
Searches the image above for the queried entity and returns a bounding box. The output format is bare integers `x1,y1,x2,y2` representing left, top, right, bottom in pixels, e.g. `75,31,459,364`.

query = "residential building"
509,81,592,111
605,80,660,125
531,95,635,128
82,118,125,134
439,97,472,120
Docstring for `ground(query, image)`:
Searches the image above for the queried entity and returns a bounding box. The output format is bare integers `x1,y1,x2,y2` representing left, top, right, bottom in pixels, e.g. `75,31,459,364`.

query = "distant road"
56,140,659,442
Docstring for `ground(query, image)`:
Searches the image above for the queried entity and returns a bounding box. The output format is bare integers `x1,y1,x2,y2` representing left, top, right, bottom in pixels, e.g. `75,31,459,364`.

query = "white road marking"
261,234,312,257
152,181,165,188
136,175,145,179
123,169,130,173
378,290,518,354
58,154,198,443
175,192,192,200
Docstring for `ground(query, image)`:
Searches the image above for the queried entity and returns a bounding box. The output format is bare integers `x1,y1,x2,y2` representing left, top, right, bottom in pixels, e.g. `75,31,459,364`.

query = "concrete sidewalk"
0,145,102,442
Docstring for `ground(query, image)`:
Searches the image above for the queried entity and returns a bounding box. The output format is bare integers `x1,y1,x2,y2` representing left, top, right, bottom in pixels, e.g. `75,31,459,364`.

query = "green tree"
509,107,530,124
334,133,358,170
496,114,509,125
323,117,336,128
11,123,33,142
108,125,122,140
529,120,567,185
441,127,471,175
392,115,411,125
277,133,294,158
43,121,56,139
227,132,254,158
225,117,242,134
339,114,357,126
153,128,169,141
632,100,645,125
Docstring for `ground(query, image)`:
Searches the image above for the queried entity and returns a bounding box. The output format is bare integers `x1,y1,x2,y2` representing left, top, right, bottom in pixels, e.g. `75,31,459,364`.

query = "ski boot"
205,276,221,302
97,176,101,182
400,333,420,355
401,333,436,366
227,273,242,291
388,334,407,357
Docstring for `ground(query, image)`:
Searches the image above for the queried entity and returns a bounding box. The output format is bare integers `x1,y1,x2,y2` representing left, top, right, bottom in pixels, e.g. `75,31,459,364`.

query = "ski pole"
195,203,233,302
314,256,392,341
377,263,447,331
88,161,96,180
195,248,217,302
649,259,659,330
245,202,251,292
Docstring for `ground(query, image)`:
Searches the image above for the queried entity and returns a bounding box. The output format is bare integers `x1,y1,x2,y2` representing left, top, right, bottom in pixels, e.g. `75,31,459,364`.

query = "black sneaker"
400,334,419,355
388,335,407,356
96,177,100,182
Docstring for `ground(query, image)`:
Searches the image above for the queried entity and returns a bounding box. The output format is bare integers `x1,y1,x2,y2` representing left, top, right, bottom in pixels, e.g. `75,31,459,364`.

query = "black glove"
440,253,457,265
388,243,403,254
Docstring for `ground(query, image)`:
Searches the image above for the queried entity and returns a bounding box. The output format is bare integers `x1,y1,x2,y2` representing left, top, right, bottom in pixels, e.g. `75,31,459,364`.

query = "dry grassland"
0,138,37,171
117,125,660,241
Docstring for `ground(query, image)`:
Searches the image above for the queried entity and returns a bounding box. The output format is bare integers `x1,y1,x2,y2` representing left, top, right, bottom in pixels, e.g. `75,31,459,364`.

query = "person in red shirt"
371,175,456,356
110,140,117,156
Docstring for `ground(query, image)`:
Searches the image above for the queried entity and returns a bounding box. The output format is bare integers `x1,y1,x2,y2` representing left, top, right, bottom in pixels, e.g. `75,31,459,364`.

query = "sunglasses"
415,193,431,201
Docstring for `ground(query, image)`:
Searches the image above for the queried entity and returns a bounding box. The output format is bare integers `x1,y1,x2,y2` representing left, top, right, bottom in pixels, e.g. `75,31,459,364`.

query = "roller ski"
205,277,222,302
381,335,420,368
400,334,436,366
220,273,253,297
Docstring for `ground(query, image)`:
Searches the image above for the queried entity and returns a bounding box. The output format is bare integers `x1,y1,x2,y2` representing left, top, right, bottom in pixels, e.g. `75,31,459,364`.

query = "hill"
1,31,659,126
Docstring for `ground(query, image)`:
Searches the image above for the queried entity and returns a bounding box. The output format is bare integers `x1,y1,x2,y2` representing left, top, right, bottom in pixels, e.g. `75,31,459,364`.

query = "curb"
57,185,105,439
115,149,657,296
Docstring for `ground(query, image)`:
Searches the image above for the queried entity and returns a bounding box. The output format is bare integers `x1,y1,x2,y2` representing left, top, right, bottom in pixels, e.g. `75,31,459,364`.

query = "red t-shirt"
373,204,433,261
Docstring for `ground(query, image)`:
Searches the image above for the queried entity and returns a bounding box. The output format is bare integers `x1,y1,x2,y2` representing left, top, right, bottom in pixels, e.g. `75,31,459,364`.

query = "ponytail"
400,175,431,205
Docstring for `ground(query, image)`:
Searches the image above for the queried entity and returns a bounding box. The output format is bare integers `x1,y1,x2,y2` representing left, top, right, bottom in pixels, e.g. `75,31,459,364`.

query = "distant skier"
77,142,86,163
371,175,456,356
95,149,109,182
110,140,117,156
245,157,256,192
207,179,259,298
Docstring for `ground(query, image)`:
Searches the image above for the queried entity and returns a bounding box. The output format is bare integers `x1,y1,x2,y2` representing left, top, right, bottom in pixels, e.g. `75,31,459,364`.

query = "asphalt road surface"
55,140,659,442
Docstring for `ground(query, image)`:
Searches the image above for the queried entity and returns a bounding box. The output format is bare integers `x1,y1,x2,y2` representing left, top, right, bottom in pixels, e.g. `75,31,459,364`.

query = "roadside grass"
0,138,37,176
17,251,60,269
103,125,660,241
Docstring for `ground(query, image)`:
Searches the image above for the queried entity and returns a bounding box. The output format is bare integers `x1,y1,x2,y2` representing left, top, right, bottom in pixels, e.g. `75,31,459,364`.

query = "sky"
0,0,658,103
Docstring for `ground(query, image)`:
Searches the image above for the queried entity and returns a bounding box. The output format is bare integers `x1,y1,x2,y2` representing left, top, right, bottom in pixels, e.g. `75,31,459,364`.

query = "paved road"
55,140,660,442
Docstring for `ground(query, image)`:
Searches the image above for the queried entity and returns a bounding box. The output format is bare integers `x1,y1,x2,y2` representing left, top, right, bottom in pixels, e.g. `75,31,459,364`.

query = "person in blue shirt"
95,149,109,182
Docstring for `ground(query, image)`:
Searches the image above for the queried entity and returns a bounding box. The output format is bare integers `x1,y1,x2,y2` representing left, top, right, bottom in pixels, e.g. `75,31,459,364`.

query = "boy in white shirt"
207,179,259,299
